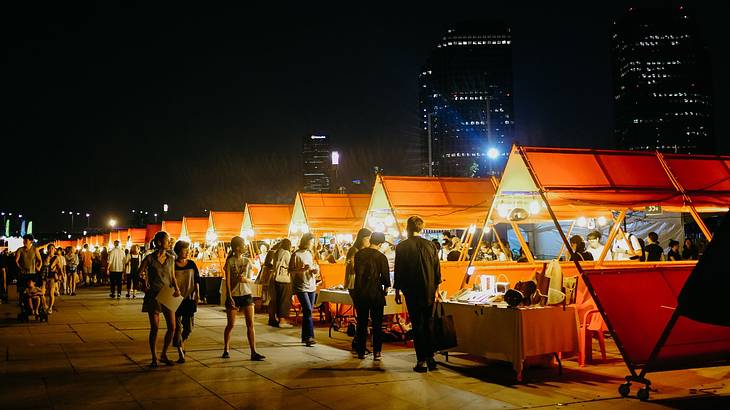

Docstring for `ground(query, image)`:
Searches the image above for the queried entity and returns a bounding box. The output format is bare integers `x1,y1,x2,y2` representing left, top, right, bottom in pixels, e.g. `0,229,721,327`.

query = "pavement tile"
139,395,234,410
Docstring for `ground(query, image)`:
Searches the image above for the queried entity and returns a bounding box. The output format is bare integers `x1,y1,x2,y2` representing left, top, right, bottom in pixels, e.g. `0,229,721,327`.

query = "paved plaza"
0,287,728,410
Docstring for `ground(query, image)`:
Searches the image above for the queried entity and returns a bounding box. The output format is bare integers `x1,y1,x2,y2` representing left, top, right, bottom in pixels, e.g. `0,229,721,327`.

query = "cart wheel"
618,383,631,397
637,387,649,401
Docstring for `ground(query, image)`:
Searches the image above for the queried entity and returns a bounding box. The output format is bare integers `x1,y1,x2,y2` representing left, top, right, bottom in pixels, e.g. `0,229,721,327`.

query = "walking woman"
126,245,142,298
344,228,371,351
173,240,200,364
139,231,181,368
290,233,320,346
222,236,265,361
268,238,292,327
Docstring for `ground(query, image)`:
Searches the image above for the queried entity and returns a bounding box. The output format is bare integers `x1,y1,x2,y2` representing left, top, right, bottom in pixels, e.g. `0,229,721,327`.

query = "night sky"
3,1,728,233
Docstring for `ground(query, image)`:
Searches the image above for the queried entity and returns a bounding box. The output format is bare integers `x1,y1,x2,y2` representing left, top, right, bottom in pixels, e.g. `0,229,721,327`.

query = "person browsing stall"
353,232,391,361
290,233,320,347
644,232,664,262
394,216,441,373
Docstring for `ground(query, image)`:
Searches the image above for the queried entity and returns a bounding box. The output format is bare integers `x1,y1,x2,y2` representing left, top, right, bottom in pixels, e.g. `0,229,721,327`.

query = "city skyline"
3,1,728,233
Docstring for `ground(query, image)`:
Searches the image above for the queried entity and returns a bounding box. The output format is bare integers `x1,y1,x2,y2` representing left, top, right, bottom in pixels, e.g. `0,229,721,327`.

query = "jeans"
109,272,123,295
126,272,139,293
296,291,316,341
406,301,435,362
355,298,384,355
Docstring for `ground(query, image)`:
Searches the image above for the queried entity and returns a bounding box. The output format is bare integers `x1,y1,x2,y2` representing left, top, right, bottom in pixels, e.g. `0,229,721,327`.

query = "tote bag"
432,302,457,351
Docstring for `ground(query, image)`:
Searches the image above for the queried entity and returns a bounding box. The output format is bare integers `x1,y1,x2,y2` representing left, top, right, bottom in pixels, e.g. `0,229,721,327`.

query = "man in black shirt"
395,216,441,373
645,232,664,262
353,232,391,360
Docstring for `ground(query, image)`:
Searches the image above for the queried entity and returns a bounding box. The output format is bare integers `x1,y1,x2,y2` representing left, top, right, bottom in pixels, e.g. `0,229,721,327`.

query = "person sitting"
569,236,594,261
644,232,664,262
666,240,681,261
24,278,44,319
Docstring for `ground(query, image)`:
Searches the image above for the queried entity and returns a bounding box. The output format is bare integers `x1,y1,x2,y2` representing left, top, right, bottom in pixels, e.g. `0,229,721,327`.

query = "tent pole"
597,210,627,265
655,151,713,241
510,221,534,263
557,221,576,261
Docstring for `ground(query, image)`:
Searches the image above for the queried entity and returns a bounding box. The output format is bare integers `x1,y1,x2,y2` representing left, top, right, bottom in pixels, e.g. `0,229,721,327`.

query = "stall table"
318,289,408,337
441,301,578,381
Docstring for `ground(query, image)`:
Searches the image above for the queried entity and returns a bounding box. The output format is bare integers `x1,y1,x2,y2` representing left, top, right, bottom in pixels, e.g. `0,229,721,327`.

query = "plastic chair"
290,294,301,324
579,309,607,366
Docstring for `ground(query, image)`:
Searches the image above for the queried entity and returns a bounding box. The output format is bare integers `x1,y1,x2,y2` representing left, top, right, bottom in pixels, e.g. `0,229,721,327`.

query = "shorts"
82,266,92,275
229,295,253,309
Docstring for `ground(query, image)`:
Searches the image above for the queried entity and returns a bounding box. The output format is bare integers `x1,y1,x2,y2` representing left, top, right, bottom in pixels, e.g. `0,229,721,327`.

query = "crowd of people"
0,218,706,373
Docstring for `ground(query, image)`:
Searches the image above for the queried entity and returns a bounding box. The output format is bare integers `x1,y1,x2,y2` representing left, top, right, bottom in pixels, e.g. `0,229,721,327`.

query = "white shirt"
107,247,126,272
612,236,641,261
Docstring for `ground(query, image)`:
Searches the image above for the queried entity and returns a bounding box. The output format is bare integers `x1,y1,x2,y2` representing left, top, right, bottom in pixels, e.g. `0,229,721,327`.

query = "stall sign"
645,205,663,216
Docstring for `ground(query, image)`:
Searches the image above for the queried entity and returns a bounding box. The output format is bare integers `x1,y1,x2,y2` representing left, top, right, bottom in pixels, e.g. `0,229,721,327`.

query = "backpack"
629,235,646,262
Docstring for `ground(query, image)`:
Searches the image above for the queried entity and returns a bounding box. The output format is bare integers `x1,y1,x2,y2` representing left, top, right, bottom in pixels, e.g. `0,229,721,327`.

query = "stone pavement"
1,286,728,410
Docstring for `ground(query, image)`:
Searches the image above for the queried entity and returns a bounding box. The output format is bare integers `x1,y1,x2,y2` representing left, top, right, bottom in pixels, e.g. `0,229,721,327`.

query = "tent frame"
508,145,715,401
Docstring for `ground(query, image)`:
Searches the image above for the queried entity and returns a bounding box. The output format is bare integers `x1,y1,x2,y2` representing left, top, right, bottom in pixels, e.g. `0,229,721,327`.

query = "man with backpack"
613,232,645,261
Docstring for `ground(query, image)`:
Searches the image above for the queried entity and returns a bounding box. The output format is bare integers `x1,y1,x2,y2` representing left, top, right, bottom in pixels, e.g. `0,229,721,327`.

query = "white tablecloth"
441,302,579,378
318,289,407,315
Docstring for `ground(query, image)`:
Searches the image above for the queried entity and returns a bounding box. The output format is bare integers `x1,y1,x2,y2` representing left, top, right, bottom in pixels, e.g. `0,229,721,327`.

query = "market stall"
241,203,292,241
126,228,146,248
161,220,183,242
144,223,161,247
288,192,370,287
199,211,244,276
179,217,208,245
456,145,729,395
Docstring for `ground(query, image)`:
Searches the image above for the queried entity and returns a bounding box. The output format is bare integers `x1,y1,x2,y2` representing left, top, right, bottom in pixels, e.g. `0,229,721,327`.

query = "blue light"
487,148,500,159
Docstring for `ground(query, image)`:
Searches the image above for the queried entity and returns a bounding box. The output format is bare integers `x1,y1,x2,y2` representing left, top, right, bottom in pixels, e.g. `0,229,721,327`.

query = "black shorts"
232,295,253,308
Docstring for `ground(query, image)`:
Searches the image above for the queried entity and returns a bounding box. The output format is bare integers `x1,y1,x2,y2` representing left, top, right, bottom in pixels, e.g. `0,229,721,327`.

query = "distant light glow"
331,151,340,165
487,148,500,159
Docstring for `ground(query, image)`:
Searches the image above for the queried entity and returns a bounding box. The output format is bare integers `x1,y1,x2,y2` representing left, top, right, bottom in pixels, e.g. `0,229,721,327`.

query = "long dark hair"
151,231,169,251
278,238,292,254
228,236,245,259
347,228,372,260
298,233,314,250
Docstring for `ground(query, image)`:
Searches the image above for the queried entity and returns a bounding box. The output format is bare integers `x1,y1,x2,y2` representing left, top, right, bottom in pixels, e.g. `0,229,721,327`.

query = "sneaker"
126,293,131,299
413,361,428,373
305,339,317,347
374,352,382,361
109,293,115,298
221,351,230,359
251,352,266,361
117,294,121,299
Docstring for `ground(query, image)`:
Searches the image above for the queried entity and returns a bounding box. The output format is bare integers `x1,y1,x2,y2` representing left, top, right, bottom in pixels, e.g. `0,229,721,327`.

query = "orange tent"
497,146,730,217
127,228,147,246
289,193,370,236
241,203,293,240
207,211,244,243
145,224,161,245
366,174,497,232
161,220,183,240
180,217,209,243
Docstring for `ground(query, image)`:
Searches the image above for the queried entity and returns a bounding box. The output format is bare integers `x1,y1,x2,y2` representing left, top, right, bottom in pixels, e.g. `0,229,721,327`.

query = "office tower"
303,135,332,193
420,21,515,177
612,6,713,153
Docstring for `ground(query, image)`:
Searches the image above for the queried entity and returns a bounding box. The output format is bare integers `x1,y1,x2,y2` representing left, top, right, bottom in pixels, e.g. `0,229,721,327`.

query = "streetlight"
109,218,117,228
154,213,158,223
85,213,90,228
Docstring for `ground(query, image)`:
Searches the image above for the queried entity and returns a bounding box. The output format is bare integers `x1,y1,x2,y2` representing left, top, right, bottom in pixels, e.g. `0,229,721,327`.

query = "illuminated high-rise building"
612,6,714,153
302,135,332,193
420,21,515,177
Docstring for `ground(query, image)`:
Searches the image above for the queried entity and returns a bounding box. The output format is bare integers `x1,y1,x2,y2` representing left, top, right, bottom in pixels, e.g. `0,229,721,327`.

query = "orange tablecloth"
441,302,578,379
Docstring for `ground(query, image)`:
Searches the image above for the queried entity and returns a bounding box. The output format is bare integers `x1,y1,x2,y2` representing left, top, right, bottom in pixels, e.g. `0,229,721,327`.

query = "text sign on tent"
645,205,663,216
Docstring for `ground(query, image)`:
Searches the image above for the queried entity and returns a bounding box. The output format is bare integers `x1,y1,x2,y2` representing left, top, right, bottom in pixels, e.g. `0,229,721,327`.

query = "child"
24,278,44,318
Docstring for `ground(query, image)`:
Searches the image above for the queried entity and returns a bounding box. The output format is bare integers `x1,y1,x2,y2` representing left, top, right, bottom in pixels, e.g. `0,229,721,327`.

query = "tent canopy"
208,211,244,243
490,146,730,224
290,193,370,235
145,224,161,245
180,217,209,243
127,228,147,245
367,174,497,231
242,203,292,240
161,220,183,239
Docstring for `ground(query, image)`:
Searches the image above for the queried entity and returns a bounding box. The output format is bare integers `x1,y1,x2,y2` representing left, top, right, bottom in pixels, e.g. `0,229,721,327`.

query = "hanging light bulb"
597,216,608,227
497,202,510,218
576,217,588,228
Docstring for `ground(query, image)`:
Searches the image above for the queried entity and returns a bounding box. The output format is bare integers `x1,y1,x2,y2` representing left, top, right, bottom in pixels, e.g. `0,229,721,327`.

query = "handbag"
274,265,290,283
432,302,458,351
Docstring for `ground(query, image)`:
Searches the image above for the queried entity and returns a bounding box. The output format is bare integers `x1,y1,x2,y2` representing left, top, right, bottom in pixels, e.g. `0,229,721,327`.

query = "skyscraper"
612,6,714,153
420,21,515,177
302,135,332,193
